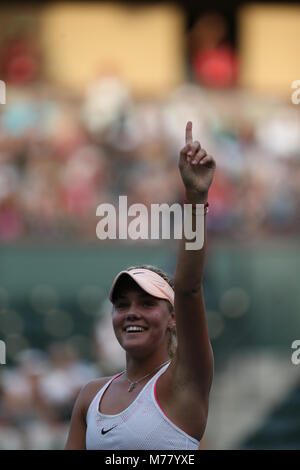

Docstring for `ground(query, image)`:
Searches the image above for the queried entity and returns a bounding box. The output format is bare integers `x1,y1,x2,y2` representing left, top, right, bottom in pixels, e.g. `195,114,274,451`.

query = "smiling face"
112,276,175,359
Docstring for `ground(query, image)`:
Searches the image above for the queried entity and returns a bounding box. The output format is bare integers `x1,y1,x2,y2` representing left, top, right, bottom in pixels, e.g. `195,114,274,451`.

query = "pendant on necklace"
128,383,135,392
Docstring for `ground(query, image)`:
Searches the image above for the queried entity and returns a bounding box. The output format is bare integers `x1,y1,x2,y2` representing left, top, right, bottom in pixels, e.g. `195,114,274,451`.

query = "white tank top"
86,362,200,450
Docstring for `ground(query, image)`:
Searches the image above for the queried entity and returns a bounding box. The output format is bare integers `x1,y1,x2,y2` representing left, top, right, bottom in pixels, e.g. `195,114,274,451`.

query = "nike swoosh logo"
101,425,118,435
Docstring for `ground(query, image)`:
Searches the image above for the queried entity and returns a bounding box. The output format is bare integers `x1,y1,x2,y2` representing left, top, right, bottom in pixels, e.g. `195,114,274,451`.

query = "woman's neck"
124,354,170,381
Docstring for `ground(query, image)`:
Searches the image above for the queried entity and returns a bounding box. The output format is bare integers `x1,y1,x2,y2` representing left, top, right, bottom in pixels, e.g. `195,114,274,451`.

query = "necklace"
124,359,170,392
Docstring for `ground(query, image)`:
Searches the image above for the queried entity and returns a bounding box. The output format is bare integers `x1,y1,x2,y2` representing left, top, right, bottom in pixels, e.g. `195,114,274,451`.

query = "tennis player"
65,121,216,450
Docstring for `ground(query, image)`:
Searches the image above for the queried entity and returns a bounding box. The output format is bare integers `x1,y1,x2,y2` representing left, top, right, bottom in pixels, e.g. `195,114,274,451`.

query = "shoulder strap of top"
86,370,125,421
149,361,171,387
100,370,125,395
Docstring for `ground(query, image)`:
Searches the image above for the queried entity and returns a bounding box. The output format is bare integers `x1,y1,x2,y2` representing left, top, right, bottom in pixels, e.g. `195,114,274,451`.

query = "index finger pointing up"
185,121,193,145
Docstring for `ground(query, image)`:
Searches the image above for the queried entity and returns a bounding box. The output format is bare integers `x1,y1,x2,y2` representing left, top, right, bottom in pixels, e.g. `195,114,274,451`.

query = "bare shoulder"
65,376,115,449
79,376,113,418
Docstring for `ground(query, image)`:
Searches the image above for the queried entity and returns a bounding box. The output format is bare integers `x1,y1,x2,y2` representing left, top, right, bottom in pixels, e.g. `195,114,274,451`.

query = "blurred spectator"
38,342,99,423
94,300,125,375
1,34,40,85
1,348,49,440
81,71,133,142
189,12,238,88
0,343,100,449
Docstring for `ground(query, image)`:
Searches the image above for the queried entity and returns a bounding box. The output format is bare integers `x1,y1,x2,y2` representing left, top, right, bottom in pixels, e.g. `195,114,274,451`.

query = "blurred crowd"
0,76,299,243
0,301,127,449
0,342,101,449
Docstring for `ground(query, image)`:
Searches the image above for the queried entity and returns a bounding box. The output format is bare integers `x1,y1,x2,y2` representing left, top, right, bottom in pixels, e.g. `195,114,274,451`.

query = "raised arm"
173,121,216,397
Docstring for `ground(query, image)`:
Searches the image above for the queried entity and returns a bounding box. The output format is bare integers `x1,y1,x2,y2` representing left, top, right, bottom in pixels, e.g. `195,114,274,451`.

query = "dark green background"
0,239,298,367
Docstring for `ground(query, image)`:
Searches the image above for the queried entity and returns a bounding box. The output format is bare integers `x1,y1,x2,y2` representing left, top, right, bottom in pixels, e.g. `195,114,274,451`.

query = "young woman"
65,121,216,450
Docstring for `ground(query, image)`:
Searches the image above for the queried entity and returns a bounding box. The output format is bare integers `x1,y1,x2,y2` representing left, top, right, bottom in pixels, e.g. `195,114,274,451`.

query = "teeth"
126,326,145,332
